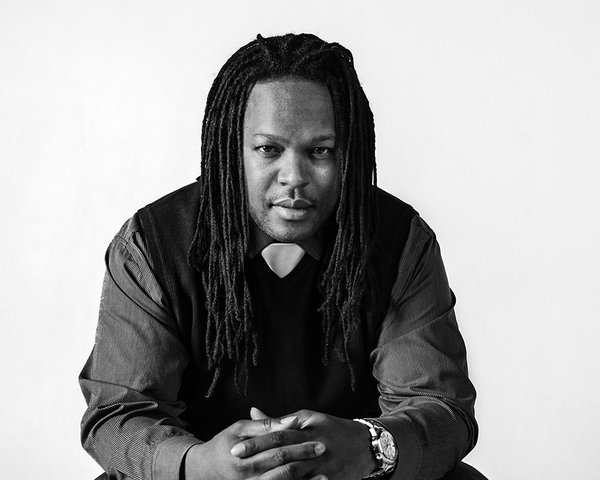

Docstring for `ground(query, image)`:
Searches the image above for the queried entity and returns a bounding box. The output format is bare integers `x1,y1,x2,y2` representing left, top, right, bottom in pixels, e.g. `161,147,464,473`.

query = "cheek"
245,178,260,211
244,176,263,222
243,166,271,207
318,165,340,197
242,157,258,195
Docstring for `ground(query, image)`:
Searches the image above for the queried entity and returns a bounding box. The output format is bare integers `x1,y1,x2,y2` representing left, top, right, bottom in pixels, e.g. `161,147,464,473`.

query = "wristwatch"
353,418,398,479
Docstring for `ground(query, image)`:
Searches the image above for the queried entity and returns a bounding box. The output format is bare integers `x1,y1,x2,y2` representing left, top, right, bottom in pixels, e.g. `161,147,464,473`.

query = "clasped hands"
184,407,377,480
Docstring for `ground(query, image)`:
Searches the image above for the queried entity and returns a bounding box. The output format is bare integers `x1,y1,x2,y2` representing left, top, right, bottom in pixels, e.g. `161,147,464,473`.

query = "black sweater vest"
137,182,416,440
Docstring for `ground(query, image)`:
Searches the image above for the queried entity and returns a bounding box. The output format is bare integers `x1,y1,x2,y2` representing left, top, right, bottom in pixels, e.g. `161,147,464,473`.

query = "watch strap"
353,418,398,479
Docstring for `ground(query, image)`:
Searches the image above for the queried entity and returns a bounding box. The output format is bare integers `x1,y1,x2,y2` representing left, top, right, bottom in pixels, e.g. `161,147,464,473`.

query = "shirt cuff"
371,415,422,480
152,434,203,480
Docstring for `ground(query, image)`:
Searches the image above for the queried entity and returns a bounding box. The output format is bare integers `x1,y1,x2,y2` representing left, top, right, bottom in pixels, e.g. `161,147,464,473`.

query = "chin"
267,222,316,243
269,229,311,243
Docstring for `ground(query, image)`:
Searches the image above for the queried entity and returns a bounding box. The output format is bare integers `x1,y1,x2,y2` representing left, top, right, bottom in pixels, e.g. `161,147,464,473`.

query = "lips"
272,198,313,209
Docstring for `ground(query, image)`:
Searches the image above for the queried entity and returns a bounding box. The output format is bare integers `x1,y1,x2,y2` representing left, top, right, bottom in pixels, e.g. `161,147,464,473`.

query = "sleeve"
79,217,202,480
370,215,478,480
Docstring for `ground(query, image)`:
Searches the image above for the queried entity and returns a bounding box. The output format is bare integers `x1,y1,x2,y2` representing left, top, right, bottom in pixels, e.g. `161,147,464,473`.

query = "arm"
79,218,201,479
371,215,478,480
231,216,477,480
80,218,326,480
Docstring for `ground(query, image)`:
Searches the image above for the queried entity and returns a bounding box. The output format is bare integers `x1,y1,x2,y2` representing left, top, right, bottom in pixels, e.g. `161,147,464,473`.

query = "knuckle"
245,438,256,453
274,447,287,465
270,430,284,446
284,463,299,479
244,460,258,476
298,409,314,422
232,420,244,434
260,464,297,480
231,457,247,474
262,417,272,431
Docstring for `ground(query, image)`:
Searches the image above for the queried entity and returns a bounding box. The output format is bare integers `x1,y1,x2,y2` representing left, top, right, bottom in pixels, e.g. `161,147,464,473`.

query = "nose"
277,152,309,188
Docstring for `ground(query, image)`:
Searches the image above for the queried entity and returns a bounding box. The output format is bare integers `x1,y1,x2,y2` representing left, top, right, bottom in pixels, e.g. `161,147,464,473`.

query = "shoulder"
104,216,168,304
117,181,204,302
373,188,440,264
375,187,417,215
370,189,443,288
135,181,202,247
108,215,148,265
375,188,418,228
367,189,420,297
373,187,419,249
139,181,202,219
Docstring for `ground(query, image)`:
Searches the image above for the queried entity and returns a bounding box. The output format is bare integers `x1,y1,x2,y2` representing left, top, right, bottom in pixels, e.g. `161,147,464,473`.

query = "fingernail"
280,415,298,424
230,443,244,456
315,442,326,455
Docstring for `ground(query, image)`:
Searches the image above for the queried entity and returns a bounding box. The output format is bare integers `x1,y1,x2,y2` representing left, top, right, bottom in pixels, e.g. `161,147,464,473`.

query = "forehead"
243,78,335,133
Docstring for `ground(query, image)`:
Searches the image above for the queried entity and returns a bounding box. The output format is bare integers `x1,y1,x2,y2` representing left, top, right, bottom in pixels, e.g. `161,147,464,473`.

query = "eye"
310,147,334,160
255,145,281,158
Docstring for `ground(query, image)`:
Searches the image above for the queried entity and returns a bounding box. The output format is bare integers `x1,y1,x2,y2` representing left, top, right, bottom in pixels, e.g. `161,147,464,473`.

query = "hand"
230,408,377,480
184,414,326,480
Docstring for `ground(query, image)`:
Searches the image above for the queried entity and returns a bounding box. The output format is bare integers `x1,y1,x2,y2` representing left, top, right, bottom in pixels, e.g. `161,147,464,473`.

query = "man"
80,33,482,480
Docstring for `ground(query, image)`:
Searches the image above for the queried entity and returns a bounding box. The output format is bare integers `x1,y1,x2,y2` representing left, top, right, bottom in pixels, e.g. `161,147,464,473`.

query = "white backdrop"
1,1,599,479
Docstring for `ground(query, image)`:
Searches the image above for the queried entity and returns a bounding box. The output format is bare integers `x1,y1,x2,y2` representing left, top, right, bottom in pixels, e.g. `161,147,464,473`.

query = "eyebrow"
253,133,336,143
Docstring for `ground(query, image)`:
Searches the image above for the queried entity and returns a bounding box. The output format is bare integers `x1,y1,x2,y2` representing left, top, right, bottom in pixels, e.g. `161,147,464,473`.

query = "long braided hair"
188,33,378,396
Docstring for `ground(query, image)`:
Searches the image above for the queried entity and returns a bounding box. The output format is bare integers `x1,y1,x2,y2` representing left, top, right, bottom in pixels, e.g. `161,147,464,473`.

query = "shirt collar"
248,220,324,261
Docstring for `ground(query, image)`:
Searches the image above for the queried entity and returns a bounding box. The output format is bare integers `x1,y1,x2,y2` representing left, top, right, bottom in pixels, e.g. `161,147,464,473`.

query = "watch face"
380,431,397,461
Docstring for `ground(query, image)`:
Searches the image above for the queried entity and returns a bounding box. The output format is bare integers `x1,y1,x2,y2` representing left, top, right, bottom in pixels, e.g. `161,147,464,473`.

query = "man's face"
243,78,340,242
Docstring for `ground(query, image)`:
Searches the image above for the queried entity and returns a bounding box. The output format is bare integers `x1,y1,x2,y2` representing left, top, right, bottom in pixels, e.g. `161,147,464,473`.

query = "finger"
282,409,315,429
284,476,327,480
233,417,299,440
231,429,309,458
251,407,269,420
250,474,327,480
251,408,299,428
244,442,325,475
257,460,315,480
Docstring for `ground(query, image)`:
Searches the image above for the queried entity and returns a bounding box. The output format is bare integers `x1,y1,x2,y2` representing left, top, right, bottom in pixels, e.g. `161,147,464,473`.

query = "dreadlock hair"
188,33,378,396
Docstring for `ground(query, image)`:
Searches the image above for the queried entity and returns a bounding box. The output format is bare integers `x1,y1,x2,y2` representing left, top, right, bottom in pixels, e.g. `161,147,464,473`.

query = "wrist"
353,418,398,479
183,443,211,480
353,419,379,477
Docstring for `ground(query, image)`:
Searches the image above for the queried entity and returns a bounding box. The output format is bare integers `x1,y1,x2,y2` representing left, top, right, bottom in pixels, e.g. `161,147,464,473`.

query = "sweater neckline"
251,250,317,287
